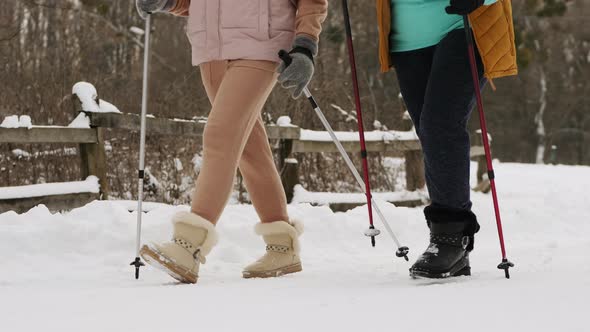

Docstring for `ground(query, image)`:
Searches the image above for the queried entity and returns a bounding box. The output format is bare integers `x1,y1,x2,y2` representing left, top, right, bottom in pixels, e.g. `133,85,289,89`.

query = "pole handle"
278,50,293,67
462,16,474,46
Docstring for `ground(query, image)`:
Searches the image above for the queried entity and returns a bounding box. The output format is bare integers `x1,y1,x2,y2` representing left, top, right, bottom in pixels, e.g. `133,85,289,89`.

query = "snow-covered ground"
1,163,589,332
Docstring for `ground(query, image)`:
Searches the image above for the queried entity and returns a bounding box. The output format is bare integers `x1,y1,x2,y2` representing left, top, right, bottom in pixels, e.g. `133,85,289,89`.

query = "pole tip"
497,259,514,279
130,257,145,280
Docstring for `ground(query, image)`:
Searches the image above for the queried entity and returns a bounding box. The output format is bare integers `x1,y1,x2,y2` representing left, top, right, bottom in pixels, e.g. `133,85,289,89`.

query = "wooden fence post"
476,155,487,184
79,127,109,199
404,150,425,191
400,111,414,131
278,139,298,202
472,130,492,193
237,170,246,204
72,87,109,200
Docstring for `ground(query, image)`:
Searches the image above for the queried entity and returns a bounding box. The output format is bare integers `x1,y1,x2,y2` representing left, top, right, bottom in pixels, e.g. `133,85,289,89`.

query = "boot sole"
140,245,198,284
242,262,303,279
410,257,471,279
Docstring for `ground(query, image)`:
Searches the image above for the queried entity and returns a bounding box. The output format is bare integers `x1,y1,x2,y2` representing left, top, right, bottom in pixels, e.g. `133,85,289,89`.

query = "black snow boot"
410,205,480,279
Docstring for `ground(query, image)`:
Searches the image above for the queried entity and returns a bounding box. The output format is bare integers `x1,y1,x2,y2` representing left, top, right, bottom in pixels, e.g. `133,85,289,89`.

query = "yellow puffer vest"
377,0,518,80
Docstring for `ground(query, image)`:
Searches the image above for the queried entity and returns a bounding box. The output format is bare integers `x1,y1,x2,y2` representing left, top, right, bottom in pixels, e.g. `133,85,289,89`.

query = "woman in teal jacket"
389,0,497,279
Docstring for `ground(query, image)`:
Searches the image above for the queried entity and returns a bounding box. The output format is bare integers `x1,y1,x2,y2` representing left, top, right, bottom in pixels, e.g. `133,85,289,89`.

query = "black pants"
391,29,485,224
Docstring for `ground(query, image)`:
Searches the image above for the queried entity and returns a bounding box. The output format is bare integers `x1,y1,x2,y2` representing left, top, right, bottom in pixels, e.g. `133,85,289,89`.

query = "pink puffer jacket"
169,0,328,66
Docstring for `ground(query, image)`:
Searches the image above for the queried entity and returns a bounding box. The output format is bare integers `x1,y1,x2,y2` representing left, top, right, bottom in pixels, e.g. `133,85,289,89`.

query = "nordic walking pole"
278,52,409,261
341,0,379,248
130,14,152,279
462,16,514,278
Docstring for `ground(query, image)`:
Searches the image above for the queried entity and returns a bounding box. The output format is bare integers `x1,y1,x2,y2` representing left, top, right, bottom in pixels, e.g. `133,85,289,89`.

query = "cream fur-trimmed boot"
140,211,218,284
242,220,303,278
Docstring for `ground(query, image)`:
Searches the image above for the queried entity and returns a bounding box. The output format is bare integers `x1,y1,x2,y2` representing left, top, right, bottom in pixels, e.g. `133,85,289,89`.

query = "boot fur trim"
172,211,218,256
255,219,304,253
424,205,480,233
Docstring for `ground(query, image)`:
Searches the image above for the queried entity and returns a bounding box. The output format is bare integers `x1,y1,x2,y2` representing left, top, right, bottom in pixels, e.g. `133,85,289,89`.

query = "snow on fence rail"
0,82,490,213
0,177,100,213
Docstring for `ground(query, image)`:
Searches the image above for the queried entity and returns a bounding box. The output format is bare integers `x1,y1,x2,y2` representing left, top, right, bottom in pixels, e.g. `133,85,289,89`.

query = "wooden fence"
0,92,490,213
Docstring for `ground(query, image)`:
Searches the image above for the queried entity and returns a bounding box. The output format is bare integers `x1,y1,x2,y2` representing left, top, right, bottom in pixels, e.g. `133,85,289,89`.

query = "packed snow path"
1,163,589,332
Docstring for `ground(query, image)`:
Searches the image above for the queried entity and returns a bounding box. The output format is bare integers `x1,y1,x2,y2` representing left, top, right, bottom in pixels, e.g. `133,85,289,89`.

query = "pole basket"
364,226,381,237
396,247,410,261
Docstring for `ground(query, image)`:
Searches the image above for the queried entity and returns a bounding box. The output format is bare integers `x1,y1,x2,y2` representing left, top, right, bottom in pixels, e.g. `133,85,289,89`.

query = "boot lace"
430,234,469,249
174,237,207,264
266,244,290,253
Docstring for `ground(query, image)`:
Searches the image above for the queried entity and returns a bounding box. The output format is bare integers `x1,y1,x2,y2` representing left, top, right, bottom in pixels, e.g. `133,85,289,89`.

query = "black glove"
445,0,484,15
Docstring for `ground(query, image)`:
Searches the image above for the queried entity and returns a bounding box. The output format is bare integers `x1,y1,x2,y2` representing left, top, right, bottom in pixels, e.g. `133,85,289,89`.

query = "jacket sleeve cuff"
293,35,318,56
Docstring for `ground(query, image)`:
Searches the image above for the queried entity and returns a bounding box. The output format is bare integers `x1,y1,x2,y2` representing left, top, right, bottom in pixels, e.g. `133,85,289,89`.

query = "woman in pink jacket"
136,0,327,284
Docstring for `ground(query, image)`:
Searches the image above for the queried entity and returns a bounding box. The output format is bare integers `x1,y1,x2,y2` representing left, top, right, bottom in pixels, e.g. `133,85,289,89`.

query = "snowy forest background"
0,0,588,204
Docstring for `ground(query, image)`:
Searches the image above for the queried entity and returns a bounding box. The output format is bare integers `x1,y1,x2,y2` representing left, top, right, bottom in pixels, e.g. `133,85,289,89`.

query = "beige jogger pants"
191,60,289,225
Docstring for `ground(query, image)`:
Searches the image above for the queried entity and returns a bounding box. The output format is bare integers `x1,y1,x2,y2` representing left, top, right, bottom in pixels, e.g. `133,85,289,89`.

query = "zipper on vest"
267,0,271,39
217,1,222,59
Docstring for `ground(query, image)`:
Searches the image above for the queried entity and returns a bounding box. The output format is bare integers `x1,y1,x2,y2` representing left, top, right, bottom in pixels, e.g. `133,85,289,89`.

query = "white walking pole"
131,14,151,279
303,87,409,260
279,47,409,261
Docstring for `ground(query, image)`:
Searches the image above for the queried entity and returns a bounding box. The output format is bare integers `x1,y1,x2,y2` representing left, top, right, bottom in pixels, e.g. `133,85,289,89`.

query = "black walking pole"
462,16,514,279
